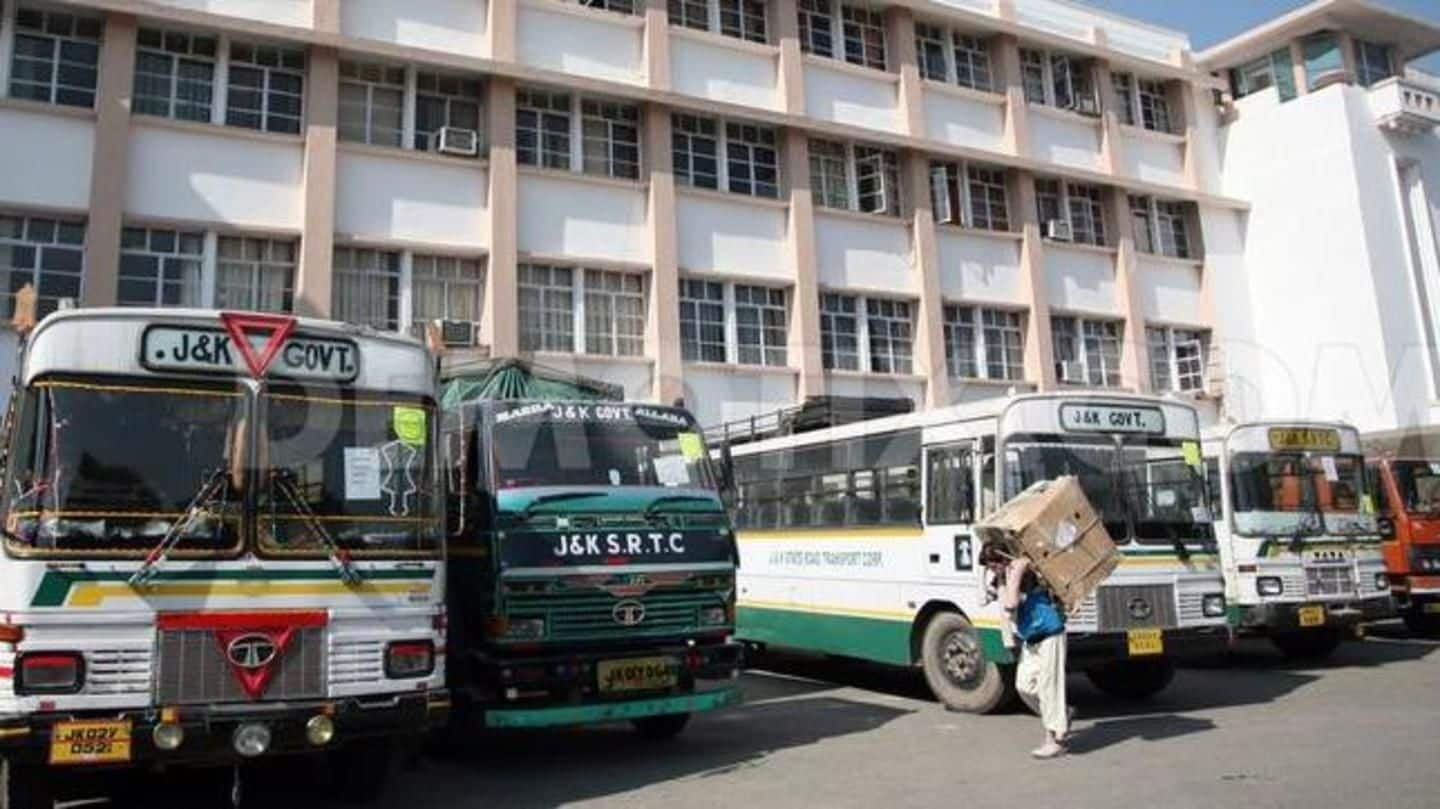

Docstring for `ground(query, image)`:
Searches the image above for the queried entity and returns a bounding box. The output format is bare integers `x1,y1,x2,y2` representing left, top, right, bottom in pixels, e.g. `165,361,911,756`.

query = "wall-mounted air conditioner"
1057,360,1085,383
435,319,476,348
432,127,480,157
1046,219,1074,241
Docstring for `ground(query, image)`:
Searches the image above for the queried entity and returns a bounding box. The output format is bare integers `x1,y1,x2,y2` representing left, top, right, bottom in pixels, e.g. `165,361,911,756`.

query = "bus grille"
1096,584,1177,631
155,628,326,704
506,589,723,642
85,648,152,696
1306,565,1355,598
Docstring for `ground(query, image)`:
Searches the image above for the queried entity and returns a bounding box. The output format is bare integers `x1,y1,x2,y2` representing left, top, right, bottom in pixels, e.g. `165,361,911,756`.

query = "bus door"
923,441,981,584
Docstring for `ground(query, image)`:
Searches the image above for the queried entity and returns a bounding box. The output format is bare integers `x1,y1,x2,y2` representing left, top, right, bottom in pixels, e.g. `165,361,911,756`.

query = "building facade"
0,0,1247,428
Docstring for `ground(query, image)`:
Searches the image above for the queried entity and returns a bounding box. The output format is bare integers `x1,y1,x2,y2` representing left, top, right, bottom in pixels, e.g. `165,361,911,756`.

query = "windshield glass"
1393,461,1440,515
260,392,439,554
1230,451,1375,536
491,402,715,493
4,379,242,552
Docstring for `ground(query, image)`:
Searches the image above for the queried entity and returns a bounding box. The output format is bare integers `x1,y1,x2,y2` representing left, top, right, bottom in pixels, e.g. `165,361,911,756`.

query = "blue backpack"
1015,588,1065,643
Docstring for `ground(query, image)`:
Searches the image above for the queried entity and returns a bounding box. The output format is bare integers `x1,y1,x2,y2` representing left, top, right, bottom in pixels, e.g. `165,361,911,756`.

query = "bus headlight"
1202,594,1227,618
1375,573,1390,591
152,722,185,751
305,715,336,747
698,606,728,626
1257,577,1284,597
502,618,546,641
232,723,271,758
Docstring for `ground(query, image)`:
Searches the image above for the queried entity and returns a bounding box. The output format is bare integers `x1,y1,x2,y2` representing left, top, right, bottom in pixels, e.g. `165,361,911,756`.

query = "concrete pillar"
992,34,1031,159
81,13,137,308
484,78,520,357
1179,82,1211,193
643,0,672,91
903,152,950,407
886,6,924,138
1289,40,1309,97
312,0,340,33
1013,172,1056,389
644,103,683,403
1090,40,1127,179
782,129,824,399
774,0,806,114
294,46,338,318
487,0,517,62
1106,190,1149,392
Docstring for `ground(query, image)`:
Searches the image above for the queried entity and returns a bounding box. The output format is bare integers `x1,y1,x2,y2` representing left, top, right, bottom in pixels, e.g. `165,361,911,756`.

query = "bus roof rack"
706,395,914,447
440,358,625,406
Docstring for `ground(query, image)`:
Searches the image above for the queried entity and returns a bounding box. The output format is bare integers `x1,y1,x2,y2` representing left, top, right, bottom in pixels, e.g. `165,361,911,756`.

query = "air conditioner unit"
1057,360,1085,383
434,319,476,348
432,126,480,157
1046,219,1074,241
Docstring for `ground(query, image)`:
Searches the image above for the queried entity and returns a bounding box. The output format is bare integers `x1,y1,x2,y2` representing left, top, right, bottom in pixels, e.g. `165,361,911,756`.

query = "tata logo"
1127,597,1154,621
226,634,279,670
612,600,647,627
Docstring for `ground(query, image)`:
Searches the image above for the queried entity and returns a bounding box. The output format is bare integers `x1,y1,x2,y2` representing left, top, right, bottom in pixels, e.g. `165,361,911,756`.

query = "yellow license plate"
597,656,678,694
1298,605,1327,627
49,720,133,766
1424,602,1440,614
1127,628,1164,657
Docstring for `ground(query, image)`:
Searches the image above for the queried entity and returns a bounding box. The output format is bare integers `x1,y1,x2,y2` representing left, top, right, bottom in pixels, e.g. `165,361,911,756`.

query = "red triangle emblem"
214,627,299,700
220,311,298,379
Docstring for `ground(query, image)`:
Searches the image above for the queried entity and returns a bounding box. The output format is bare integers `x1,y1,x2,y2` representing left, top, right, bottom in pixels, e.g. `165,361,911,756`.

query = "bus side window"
1366,463,1388,516
1204,457,1222,518
981,455,998,516
926,447,974,525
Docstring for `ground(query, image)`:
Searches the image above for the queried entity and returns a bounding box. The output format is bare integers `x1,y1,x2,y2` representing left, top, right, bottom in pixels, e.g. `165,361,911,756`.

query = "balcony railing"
1370,77,1440,135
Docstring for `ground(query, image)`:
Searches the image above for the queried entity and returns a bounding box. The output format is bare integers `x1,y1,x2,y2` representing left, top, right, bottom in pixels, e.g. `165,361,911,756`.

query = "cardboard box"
974,476,1120,614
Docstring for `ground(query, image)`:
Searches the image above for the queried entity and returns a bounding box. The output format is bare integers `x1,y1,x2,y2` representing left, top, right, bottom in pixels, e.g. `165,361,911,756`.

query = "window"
809,139,852,210
672,114,720,190
725,122,780,198
1148,326,1208,393
1052,316,1121,387
133,27,217,122
680,279,726,362
841,5,887,70
927,446,974,526
1020,49,1047,104
1112,71,1136,126
339,61,405,147
930,162,1009,230
797,0,835,59
518,264,575,352
1129,194,1155,253
1036,179,1107,246
1130,196,1194,259
332,247,401,330
572,0,636,13
118,226,203,307
9,7,101,108
735,284,787,367
916,22,948,82
820,293,860,371
0,213,85,317
811,140,900,216
1354,40,1393,87
731,430,921,530
855,146,899,215
581,99,641,180
414,71,483,151
516,88,572,170
1019,47,1096,113
216,236,295,313
943,305,1023,381
1232,48,1297,102
1111,72,1173,133
914,24,993,92
952,33,992,92
226,42,305,134
670,0,767,43
583,269,646,356
1302,32,1344,90
866,298,913,374
410,254,483,337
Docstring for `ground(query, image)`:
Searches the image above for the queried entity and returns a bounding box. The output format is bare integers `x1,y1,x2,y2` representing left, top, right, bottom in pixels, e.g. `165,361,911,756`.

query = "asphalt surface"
75,622,1440,809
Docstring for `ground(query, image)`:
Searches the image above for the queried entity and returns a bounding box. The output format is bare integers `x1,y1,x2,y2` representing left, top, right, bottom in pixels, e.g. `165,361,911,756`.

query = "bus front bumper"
0,691,448,769
1066,625,1232,665
484,683,742,728
1236,596,1395,632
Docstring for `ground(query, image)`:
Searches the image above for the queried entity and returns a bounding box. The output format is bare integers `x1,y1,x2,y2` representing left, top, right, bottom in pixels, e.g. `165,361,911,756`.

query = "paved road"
104,623,1440,809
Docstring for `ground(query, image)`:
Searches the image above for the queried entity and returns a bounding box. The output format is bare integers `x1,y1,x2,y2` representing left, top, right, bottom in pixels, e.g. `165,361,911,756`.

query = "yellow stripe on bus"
66,580,429,608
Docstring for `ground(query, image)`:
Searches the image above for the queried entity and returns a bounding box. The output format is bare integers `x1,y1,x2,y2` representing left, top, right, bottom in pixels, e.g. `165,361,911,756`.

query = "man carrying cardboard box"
1001,555,1069,759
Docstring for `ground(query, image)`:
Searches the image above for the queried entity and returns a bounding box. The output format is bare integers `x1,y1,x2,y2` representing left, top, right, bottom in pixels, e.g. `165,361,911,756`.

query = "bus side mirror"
718,443,737,508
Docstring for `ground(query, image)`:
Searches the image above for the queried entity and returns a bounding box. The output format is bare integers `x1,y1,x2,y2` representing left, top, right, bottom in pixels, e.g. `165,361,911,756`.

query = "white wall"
682,367,798,429
1044,245,1118,314
669,36,780,111
516,4,643,86
0,108,93,212
335,150,488,248
517,173,648,263
554,356,654,400
804,62,902,134
1121,134,1187,188
814,214,915,293
339,0,487,56
827,373,924,404
675,193,786,278
146,0,313,28
1013,0,1189,63
1135,257,1202,323
923,91,1006,153
1030,113,1103,171
934,230,1024,304
125,123,303,230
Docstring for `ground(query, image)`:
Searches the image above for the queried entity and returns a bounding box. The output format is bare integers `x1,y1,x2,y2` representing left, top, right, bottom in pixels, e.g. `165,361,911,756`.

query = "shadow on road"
1065,714,1217,754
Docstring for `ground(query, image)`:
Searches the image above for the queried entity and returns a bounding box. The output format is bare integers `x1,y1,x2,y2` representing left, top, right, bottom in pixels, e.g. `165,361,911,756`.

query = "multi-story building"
1200,0,1440,442
0,0,1248,428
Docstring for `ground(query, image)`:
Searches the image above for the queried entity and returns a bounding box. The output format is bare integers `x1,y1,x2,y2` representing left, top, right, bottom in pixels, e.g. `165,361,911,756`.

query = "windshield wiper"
270,470,362,586
520,491,607,519
644,494,716,522
129,467,230,589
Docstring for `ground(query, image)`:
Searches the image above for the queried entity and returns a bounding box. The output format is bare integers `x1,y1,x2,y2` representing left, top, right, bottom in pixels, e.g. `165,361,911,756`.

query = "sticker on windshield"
1181,441,1202,470
1320,456,1339,482
344,447,382,500
677,432,705,461
652,454,690,487
1155,489,1177,508
379,441,420,516
1429,462,1440,476
392,407,427,447
1191,505,1212,523
1361,494,1375,515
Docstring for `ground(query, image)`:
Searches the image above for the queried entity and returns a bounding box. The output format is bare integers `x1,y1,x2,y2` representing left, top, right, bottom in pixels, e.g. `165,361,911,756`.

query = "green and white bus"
720,392,1230,712
1204,421,1393,659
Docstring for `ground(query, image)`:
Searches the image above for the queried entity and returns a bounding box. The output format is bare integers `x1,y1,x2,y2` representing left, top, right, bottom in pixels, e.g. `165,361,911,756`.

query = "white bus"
0,309,448,808
1204,421,1392,659
719,392,1230,713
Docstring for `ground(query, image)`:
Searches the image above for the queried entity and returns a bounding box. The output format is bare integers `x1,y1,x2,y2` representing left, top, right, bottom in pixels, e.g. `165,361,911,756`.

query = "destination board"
1267,427,1342,452
1058,403,1166,435
141,326,360,382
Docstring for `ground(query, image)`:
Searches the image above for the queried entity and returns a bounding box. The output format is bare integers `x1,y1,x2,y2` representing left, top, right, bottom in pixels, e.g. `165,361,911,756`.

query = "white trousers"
1015,633,1068,737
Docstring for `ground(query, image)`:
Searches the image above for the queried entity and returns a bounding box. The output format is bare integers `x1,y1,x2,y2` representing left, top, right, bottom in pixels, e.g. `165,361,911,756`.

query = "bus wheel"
1402,606,1440,638
0,757,50,809
1271,628,1343,661
631,713,691,740
1085,659,1176,700
920,612,1010,714
329,738,398,804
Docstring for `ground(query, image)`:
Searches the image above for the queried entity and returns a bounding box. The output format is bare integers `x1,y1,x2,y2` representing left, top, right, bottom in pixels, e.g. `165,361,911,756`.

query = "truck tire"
1402,606,1440,638
919,612,1012,714
0,757,50,809
1271,628,1343,661
631,713,691,740
1085,659,1176,700
329,738,397,804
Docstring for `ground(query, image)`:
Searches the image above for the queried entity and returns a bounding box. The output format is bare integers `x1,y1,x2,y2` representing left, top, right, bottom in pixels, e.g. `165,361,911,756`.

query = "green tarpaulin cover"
441,359,623,407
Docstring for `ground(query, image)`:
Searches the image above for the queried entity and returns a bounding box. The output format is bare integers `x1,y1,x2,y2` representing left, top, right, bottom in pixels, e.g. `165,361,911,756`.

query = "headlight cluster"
698,605,729,626
1257,576,1284,597
1202,594,1227,618
1411,549,1440,573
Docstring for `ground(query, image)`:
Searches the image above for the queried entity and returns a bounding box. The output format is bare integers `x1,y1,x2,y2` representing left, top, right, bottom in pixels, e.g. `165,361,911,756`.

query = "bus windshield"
1230,452,1375,537
1391,461,1440,516
4,379,242,552
490,403,715,494
260,392,439,554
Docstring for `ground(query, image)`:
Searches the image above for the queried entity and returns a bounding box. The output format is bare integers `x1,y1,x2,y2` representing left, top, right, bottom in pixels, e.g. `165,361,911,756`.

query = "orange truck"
1367,458,1440,635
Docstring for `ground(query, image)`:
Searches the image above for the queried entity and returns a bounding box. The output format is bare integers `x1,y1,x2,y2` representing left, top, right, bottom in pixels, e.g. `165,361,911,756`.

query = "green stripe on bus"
30,567,435,608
